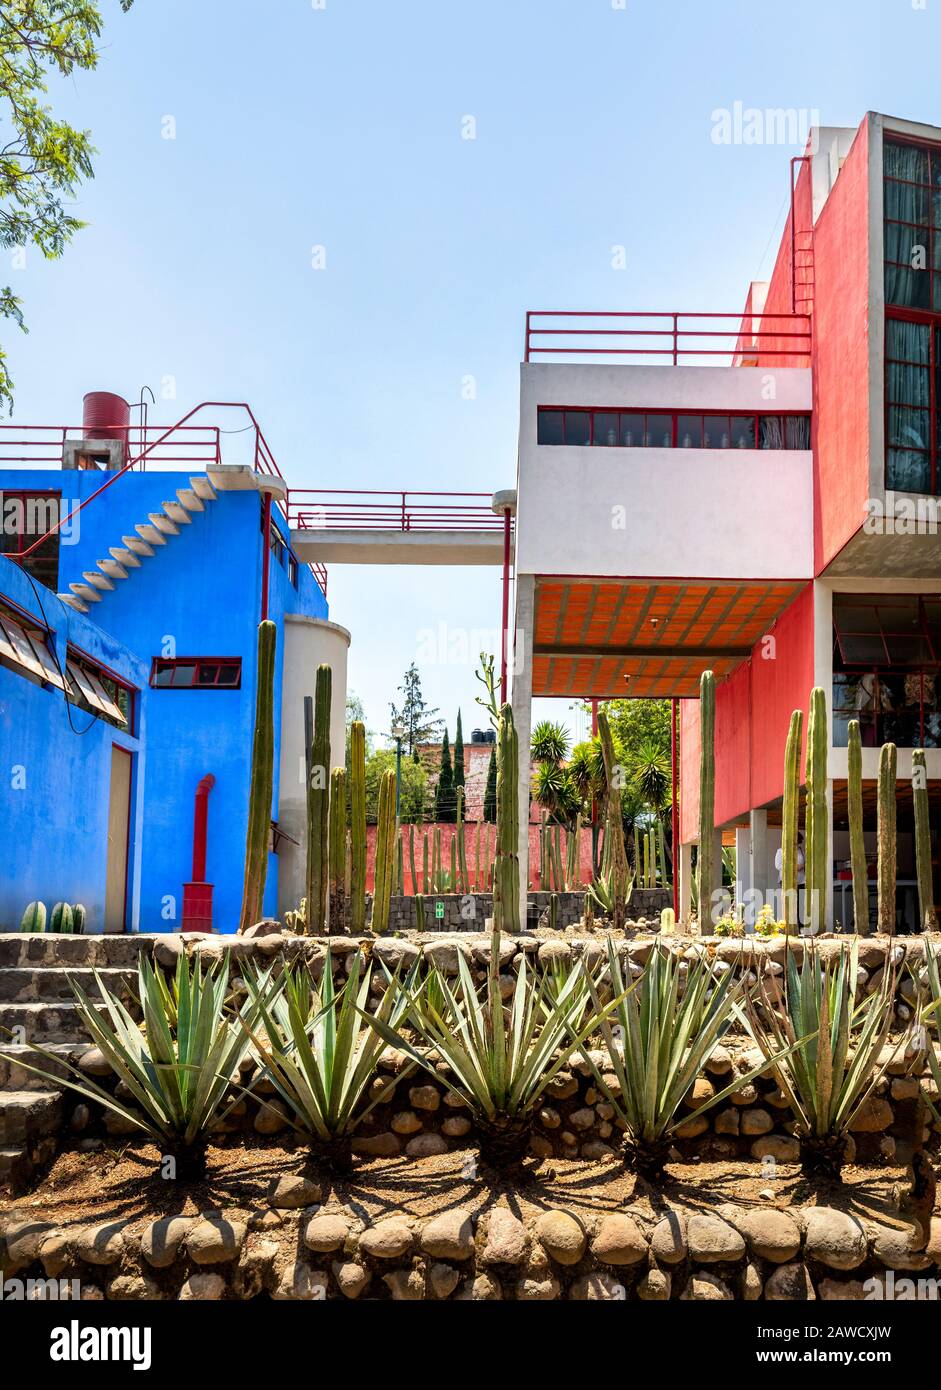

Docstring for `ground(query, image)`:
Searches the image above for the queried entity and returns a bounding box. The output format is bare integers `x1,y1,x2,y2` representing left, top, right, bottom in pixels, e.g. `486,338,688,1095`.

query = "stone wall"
2,1197,939,1301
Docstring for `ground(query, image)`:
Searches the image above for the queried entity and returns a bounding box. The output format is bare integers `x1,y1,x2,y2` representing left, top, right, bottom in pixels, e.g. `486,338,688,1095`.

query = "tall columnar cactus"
913,748,937,932
474,820,482,892
633,824,641,882
422,831,430,894
598,705,631,933
566,813,581,889
20,901,46,933
847,720,869,936
878,742,898,936
456,787,469,892
697,670,716,929
493,702,521,935
328,767,348,933
371,768,396,934
781,708,803,932
407,824,418,896
804,687,828,936
349,719,367,932
657,818,668,889
239,620,276,933
306,664,332,935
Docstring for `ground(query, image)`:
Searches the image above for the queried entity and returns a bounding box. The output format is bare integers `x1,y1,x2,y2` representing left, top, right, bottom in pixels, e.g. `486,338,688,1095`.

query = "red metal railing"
1,402,328,597
524,311,812,365
287,489,506,532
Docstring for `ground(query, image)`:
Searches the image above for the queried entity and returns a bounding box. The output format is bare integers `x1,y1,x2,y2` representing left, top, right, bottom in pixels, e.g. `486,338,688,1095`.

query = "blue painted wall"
0,467,328,932
0,557,147,931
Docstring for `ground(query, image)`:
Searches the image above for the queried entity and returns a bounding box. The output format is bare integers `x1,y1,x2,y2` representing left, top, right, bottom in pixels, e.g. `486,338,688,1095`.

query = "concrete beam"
290,530,507,566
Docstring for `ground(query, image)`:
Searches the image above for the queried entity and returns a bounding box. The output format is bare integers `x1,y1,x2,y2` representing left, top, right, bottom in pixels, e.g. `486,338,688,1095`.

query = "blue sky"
8,0,941,747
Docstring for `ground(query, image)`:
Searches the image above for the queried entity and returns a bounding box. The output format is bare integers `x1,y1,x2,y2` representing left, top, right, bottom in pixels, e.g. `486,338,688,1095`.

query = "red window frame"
883,133,941,494
0,489,62,587
150,656,242,690
536,407,811,450
66,644,135,731
832,594,940,748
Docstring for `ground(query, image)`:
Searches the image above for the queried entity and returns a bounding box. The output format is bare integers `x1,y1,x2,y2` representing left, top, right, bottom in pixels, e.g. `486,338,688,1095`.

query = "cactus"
71,903,86,935
804,687,828,936
371,768,396,934
548,892,559,932
407,824,417,896
660,906,676,935
781,708,803,932
349,719,367,932
239,620,276,933
20,900,46,933
49,902,74,934
657,819,668,889
305,663,332,935
456,788,469,893
449,834,457,891
847,720,869,936
566,814,581,889
878,742,898,936
422,831,430,895
414,893,425,929
396,826,404,895
633,824,641,882
493,702,521,935
597,706,631,933
474,820,481,892
432,826,441,891
913,748,937,932
328,767,347,933
697,670,716,929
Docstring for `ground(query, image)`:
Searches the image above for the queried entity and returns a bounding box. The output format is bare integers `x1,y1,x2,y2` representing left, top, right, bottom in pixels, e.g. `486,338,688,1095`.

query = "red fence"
524,310,812,366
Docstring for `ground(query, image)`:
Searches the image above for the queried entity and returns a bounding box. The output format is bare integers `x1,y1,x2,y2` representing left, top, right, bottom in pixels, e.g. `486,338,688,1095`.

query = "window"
536,408,811,449
832,593,940,748
884,139,941,312
150,657,242,690
0,491,61,590
288,554,298,588
66,655,130,728
0,604,66,690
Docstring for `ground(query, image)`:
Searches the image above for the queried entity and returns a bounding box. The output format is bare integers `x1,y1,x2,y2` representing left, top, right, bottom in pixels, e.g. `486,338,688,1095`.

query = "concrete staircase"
0,934,147,1191
58,473,218,614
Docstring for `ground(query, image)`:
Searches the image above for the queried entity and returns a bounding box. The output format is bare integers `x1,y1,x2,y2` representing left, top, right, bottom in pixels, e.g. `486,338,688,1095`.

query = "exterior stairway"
57,473,218,615
0,934,147,1192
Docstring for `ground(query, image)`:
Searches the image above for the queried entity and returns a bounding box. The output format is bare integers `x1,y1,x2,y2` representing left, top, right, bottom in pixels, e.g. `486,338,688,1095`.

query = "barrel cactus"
49,902,74,935
20,901,46,933
71,904,87,935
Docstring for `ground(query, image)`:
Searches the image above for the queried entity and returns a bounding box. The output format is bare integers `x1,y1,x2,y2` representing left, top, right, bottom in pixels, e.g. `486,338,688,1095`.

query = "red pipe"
500,507,512,705
261,492,272,622
192,774,215,881
671,698,679,918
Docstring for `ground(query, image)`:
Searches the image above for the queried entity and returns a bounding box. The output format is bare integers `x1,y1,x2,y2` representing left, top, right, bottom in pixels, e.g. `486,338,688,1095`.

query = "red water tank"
83,391,130,456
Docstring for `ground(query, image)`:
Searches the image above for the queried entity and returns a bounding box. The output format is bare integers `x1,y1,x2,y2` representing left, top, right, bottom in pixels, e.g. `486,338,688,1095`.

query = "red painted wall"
811,117,872,573
362,822,596,893
755,149,815,367
679,585,815,835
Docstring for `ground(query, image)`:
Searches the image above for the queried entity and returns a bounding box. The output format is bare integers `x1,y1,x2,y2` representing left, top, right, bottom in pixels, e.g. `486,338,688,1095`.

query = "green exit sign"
435,901,445,920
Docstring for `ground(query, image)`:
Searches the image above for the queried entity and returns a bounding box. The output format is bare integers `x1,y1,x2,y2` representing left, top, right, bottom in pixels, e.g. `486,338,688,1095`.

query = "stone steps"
0,1043,87,1092
0,933,152,969
0,1001,104,1045
0,966,137,1003
0,1090,63,1145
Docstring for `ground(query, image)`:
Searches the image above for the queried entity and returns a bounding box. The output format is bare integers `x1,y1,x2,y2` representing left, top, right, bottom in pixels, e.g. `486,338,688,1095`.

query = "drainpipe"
182,774,216,932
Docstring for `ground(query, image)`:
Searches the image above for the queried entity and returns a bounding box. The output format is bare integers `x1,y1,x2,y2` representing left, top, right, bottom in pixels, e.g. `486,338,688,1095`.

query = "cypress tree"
483,744,497,823
435,729,455,823
453,709,465,816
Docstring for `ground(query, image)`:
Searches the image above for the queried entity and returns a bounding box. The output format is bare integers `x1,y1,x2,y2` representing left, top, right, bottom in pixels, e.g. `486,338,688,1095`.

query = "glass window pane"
645,414,673,448
785,416,811,449
885,142,930,184
152,663,173,687
702,417,730,449
730,416,755,448
841,635,888,664
677,415,702,448
887,448,931,493
218,664,240,686
834,602,882,634
884,184,928,223
537,410,564,445
619,413,644,447
171,664,197,687
889,406,930,451
887,635,931,664
888,316,930,364
886,259,930,309
759,416,785,449
593,413,619,446
197,664,219,686
564,411,590,446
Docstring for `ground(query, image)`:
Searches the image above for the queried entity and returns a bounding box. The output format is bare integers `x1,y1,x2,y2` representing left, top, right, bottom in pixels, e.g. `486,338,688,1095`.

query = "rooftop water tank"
83,391,130,458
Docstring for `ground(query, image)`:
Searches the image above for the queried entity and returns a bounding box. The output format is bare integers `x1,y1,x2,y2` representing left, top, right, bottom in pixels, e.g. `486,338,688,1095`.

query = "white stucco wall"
278,615,350,917
516,364,814,580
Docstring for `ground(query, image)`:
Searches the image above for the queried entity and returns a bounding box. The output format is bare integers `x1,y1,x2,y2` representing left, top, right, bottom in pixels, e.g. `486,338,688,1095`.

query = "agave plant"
239,950,415,1171
744,939,901,1181
913,939,941,1126
0,952,256,1180
367,928,621,1168
575,938,786,1179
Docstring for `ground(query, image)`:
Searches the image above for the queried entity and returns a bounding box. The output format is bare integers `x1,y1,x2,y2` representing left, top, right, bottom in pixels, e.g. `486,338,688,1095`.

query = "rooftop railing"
524,310,812,366
286,489,507,532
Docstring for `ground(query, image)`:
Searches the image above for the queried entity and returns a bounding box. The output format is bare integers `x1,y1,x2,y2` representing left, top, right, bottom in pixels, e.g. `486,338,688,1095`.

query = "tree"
389,663,443,755
483,745,497,823
453,708,465,813
0,1,136,411
344,689,370,769
530,720,580,827
434,728,455,822
364,748,428,824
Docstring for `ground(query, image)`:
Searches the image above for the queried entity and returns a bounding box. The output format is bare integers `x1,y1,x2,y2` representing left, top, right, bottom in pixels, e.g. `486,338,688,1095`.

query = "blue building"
0,395,350,934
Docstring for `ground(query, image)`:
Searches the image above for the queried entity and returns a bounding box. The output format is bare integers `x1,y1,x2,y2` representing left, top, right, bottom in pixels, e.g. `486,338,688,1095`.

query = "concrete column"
734,825,751,923
710,829,724,929
679,841,693,923
825,778,834,933
748,808,769,923
511,573,535,928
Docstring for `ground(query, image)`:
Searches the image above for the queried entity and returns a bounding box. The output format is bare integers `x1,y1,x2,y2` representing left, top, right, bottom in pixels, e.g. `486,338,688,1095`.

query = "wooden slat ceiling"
532,579,805,698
